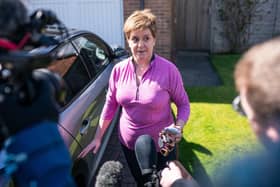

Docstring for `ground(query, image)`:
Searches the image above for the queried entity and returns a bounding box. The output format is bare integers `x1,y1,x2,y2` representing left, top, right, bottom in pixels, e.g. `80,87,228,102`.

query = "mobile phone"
163,126,180,135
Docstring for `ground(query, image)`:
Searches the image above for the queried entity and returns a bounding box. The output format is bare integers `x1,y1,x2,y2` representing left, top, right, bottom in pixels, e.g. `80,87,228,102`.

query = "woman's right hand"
78,119,112,158
78,138,101,158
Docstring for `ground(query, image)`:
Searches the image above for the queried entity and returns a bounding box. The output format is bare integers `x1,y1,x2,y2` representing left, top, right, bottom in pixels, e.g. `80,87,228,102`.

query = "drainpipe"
140,0,144,9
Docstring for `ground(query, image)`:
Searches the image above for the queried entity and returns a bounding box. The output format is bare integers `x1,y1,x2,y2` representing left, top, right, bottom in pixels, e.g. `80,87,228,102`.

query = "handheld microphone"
135,134,158,175
95,160,123,187
135,134,160,186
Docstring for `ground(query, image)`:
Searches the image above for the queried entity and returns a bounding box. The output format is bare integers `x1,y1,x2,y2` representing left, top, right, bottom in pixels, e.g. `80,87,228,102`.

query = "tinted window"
73,36,108,77
48,43,91,105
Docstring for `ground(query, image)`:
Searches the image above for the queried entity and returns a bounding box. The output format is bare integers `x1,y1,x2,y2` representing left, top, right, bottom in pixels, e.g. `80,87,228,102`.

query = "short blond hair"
234,37,280,121
123,9,157,40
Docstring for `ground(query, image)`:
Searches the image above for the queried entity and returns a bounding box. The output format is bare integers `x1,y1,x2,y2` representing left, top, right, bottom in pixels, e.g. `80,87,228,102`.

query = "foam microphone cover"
95,160,123,187
135,134,158,175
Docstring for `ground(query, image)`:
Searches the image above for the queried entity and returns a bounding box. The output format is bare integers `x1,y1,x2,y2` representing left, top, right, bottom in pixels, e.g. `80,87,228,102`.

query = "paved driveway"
176,51,221,87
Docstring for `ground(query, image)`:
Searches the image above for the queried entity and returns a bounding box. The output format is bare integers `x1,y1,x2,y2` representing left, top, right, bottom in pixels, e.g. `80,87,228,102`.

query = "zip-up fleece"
100,54,190,151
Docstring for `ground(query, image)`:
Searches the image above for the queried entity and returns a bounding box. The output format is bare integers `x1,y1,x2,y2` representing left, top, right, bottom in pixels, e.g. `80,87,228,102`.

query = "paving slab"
175,51,221,87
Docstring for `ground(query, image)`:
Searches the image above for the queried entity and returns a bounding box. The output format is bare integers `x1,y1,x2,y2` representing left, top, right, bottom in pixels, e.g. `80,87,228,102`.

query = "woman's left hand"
166,123,183,143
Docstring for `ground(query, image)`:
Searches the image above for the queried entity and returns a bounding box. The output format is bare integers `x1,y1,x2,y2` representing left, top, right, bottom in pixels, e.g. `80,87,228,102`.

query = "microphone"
135,134,158,176
30,9,61,30
95,160,123,187
135,134,160,187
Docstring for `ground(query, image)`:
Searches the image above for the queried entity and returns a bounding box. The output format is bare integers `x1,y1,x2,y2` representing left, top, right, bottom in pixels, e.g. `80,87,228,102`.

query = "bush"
217,0,267,52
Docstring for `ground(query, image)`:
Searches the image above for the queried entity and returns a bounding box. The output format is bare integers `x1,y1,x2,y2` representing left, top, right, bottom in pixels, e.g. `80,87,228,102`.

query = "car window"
73,36,108,77
47,43,91,105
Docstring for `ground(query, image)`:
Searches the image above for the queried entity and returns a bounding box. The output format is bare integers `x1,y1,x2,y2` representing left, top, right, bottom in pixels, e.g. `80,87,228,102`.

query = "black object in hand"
135,134,160,187
158,127,180,156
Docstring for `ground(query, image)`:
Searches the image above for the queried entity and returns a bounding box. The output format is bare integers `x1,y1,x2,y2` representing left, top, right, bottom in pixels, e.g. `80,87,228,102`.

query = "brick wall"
123,0,173,60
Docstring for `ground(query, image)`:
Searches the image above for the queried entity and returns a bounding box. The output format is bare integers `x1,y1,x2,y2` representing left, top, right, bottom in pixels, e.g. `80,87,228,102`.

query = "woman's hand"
78,138,101,158
78,119,112,158
167,122,183,143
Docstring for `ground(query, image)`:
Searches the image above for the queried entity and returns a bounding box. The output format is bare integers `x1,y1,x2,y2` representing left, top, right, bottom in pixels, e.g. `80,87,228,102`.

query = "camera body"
0,8,66,145
158,126,181,156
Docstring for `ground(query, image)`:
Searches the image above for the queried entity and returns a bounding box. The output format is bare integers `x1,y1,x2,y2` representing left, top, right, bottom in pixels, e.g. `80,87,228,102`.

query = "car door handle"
80,119,90,136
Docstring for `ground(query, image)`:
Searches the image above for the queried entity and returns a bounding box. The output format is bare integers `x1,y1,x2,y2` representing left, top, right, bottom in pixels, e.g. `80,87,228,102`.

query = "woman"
79,9,190,186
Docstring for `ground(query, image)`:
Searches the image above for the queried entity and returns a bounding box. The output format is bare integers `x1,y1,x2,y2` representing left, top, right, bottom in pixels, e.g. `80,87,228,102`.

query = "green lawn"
178,55,263,186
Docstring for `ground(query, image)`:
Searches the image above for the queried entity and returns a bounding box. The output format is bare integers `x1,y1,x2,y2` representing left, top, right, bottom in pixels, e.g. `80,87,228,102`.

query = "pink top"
100,54,190,150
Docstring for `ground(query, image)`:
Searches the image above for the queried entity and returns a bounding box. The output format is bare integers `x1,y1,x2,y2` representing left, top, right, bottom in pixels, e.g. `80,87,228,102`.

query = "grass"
177,54,263,186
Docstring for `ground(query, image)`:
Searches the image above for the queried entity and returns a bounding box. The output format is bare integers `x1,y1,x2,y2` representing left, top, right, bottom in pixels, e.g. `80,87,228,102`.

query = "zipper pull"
136,86,139,100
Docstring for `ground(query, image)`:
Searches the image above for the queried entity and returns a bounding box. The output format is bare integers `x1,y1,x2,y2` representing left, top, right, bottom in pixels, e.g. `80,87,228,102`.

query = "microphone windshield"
135,134,158,175
95,160,123,187
31,9,61,26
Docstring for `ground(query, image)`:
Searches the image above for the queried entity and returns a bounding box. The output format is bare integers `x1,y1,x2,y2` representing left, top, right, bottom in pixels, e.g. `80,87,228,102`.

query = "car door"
47,33,117,186
47,40,88,148
68,34,113,151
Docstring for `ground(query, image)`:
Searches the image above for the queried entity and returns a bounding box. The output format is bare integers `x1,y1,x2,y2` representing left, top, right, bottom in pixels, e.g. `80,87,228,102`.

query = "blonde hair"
235,37,280,121
123,9,157,40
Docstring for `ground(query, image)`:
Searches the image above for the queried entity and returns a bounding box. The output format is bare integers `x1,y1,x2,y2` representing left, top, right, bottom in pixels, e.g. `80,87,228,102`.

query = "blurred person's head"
123,9,156,64
0,0,29,40
234,37,280,150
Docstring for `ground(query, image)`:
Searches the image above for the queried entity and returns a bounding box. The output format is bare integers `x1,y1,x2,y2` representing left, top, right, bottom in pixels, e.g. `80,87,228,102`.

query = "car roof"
33,26,114,56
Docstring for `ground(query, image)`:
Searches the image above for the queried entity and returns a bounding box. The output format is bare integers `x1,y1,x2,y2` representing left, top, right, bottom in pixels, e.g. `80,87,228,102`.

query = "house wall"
28,0,280,56
123,0,280,56
123,0,173,60
27,0,124,47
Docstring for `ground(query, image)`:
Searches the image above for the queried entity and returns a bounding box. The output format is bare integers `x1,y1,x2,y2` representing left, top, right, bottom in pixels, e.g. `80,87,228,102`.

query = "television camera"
0,7,68,146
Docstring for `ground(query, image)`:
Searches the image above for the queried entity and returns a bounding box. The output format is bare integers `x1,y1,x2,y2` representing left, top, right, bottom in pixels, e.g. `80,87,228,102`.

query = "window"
73,36,108,77
47,34,110,106
48,43,91,105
